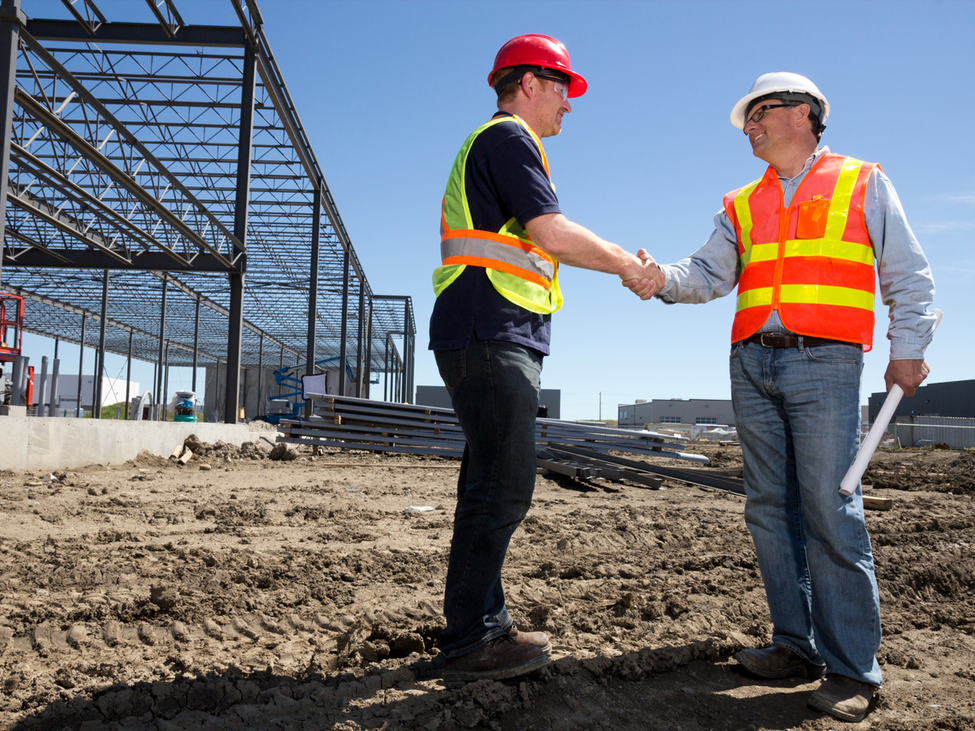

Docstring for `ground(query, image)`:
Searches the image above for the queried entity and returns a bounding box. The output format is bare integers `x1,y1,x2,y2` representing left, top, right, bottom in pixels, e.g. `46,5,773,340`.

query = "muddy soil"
0,437,972,730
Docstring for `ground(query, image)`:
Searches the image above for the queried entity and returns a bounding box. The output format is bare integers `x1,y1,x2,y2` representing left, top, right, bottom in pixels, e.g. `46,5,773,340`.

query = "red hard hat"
488,34,588,98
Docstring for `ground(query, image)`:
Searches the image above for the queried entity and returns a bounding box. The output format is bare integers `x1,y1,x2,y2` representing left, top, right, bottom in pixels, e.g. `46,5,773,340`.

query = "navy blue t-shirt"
428,113,561,356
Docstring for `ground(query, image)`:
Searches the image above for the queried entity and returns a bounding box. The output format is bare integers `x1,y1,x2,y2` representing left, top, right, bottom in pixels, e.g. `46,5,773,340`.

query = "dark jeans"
434,338,542,657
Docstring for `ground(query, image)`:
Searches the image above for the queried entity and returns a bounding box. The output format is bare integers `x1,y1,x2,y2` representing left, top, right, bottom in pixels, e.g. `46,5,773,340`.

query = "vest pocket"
797,197,829,239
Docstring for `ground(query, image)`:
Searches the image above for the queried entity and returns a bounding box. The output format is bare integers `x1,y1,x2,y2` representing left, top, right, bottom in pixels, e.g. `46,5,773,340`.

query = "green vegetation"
88,402,129,419
79,401,202,420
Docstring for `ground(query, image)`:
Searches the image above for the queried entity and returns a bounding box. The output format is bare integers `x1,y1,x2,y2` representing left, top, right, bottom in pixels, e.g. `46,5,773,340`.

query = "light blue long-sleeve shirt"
657,147,937,360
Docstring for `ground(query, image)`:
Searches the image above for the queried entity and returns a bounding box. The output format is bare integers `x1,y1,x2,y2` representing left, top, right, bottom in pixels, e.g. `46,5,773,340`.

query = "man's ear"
520,72,537,100
795,103,811,129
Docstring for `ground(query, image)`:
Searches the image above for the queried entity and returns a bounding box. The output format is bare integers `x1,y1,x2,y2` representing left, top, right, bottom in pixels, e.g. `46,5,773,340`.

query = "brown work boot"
443,634,550,685
808,674,875,722
506,621,552,656
734,646,826,680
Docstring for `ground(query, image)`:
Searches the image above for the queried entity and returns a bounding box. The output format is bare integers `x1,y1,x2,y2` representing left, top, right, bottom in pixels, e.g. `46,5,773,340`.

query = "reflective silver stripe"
441,237,555,281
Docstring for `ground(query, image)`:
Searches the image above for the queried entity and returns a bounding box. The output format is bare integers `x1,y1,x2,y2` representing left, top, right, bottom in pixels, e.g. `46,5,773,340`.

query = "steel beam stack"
278,395,748,495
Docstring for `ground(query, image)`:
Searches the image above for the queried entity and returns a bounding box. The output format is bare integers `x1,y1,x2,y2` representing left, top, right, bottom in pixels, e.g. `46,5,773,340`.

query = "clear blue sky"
21,0,974,419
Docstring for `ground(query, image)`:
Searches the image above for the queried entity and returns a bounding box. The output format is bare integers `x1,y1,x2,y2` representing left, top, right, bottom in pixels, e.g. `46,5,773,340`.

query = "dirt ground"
0,434,973,731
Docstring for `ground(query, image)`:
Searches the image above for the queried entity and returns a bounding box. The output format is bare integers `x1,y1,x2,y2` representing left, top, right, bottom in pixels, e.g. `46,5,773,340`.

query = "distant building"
416,385,561,419
867,379,975,422
32,374,139,417
618,398,734,429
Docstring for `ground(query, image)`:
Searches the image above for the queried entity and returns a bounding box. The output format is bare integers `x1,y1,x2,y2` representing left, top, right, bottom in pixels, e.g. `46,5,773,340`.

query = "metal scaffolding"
0,0,416,421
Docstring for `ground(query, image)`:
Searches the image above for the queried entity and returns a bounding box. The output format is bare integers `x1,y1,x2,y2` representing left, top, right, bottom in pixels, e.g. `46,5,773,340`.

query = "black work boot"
734,646,826,680
443,634,550,686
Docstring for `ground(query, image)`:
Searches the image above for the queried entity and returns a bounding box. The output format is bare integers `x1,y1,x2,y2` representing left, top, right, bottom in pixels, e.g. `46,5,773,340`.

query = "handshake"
621,248,665,300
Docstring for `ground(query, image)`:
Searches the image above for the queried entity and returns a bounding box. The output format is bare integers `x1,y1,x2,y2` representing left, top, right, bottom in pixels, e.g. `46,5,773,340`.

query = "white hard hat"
730,72,830,129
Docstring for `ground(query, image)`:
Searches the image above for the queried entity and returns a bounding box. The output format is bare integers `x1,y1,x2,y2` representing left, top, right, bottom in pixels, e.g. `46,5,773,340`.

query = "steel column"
162,343,170,421
36,355,48,417
355,282,365,398
364,295,372,400
383,335,389,403
155,277,167,421
49,356,59,417
75,314,85,417
257,336,264,417
338,249,349,398
278,343,284,397
304,185,321,417
403,301,410,404
124,330,132,419
402,333,409,405
94,270,109,418
225,36,256,424
0,0,24,285
192,296,200,394
395,352,401,404
403,329,412,405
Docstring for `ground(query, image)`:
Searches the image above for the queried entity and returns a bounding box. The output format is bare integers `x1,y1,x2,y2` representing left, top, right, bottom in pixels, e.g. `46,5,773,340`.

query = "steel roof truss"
59,0,106,36
143,0,185,40
17,32,241,266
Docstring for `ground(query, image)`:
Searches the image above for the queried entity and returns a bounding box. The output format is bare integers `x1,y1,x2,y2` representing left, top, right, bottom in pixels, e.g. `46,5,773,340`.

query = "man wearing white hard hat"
629,72,937,722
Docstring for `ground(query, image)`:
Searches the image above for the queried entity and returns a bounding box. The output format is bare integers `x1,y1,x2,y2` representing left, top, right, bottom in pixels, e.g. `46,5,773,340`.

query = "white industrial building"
618,398,735,430
31,374,140,417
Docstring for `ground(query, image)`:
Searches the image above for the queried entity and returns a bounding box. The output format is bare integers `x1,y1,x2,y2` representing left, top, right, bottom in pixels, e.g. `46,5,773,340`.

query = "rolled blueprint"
839,309,943,496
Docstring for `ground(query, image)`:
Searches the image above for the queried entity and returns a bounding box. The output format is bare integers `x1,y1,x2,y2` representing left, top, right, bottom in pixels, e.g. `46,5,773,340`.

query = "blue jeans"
434,338,542,657
730,340,882,687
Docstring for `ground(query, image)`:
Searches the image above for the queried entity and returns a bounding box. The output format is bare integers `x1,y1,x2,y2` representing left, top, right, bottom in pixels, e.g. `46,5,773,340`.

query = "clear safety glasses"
533,72,570,101
745,102,798,126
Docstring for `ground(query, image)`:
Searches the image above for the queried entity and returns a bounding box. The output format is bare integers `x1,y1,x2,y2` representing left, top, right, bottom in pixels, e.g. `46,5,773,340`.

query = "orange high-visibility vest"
724,153,878,349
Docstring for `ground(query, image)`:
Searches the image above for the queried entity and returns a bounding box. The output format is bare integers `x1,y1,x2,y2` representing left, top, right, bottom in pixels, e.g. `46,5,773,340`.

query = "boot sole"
734,650,826,680
807,694,869,722
443,653,550,687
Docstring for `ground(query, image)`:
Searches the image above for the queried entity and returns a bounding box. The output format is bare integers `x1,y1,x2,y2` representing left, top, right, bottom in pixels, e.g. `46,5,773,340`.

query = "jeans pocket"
435,349,467,390
802,343,862,366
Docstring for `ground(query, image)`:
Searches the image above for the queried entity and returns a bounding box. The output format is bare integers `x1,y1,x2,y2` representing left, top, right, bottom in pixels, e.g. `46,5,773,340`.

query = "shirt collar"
778,146,830,182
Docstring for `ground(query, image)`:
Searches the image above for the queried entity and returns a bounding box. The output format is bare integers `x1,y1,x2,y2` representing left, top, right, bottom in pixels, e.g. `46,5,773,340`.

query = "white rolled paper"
839,308,943,496
839,385,903,496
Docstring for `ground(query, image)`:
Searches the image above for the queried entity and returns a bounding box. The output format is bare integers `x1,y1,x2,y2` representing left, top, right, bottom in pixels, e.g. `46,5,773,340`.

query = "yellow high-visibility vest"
433,115,563,315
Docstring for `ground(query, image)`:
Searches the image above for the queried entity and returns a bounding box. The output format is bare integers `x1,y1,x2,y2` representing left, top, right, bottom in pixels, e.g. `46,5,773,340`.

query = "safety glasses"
533,72,570,101
745,102,798,126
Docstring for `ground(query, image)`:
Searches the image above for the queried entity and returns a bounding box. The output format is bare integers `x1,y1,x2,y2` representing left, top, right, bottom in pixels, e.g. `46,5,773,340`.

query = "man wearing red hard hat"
430,34,656,685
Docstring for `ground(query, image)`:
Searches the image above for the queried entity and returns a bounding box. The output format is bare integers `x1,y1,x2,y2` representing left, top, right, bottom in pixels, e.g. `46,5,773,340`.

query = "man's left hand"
885,359,929,397
621,249,665,300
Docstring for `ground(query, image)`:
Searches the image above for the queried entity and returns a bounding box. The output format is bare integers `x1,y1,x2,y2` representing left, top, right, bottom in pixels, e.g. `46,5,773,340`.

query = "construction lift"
266,356,376,424
1,292,32,407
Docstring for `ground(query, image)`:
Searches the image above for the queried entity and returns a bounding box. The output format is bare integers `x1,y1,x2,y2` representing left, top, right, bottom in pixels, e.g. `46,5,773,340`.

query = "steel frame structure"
0,0,416,422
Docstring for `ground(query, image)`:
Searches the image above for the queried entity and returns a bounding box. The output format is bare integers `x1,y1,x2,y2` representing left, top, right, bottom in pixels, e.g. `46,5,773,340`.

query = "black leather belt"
743,333,857,349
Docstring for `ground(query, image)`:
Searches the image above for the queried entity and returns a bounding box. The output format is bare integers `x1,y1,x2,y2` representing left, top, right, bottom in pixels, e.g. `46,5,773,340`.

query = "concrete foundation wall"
0,416,279,472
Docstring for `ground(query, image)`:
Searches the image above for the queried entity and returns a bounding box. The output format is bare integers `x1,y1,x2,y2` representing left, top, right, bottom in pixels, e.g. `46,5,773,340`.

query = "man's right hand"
622,249,665,300
885,359,930,398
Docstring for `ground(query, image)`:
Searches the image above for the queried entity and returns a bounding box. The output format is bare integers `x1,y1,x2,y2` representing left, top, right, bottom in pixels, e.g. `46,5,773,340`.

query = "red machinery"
0,292,24,363
1,292,32,406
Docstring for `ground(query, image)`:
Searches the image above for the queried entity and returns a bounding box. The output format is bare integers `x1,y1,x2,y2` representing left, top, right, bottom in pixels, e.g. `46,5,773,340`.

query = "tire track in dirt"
1,601,448,671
